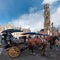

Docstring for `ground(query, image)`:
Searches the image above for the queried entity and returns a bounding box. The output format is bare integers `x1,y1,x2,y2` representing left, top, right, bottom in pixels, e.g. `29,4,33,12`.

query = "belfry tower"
44,4,51,34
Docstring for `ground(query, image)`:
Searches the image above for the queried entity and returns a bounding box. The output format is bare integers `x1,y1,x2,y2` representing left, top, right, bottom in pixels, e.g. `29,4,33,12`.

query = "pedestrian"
54,39,59,50
0,44,3,55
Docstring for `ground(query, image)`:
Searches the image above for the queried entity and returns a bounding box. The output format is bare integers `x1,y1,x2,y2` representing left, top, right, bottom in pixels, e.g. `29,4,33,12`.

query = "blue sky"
0,0,60,31
0,0,43,24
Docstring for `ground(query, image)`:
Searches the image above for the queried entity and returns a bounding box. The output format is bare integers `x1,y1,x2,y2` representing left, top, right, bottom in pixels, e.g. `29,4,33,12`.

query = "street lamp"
52,22,53,27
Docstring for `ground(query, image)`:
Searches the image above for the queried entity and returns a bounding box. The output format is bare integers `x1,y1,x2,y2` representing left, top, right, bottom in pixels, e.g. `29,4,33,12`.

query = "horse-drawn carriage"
1,29,58,58
1,29,28,58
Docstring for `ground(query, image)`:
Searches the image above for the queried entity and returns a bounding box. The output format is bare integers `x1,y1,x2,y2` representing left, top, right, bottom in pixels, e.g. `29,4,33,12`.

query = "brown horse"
28,35,54,56
45,36,54,49
28,36,48,55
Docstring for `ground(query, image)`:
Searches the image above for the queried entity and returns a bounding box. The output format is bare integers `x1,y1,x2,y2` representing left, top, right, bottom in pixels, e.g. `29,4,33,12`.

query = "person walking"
54,38,59,50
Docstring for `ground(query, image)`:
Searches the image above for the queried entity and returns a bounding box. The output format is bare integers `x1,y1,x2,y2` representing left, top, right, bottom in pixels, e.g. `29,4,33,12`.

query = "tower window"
46,16,48,19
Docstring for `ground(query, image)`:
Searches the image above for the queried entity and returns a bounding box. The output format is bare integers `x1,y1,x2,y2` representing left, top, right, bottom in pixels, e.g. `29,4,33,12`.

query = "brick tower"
44,4,51,34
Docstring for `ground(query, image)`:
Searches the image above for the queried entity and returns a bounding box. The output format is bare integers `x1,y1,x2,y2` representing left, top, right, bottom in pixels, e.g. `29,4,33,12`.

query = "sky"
0,0,60,31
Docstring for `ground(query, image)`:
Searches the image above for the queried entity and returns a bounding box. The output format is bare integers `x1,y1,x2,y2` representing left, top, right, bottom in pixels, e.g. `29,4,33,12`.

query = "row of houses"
0,23,31,38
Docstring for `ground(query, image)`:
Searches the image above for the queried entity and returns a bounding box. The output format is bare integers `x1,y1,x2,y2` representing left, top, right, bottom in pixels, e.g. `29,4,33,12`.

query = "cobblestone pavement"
0,45,60,60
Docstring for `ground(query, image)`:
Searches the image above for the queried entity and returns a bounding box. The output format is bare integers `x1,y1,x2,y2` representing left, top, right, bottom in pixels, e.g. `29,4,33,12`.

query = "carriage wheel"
8,46,21,58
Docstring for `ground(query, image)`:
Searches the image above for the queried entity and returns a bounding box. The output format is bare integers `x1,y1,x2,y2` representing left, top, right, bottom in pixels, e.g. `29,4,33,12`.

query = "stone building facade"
44,4,51,30
40,3,59,36
0,23,31,38
44,4,52,35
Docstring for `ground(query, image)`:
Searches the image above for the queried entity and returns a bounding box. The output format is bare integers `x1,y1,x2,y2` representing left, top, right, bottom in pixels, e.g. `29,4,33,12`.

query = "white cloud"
10,8,44,32
29,7,37,13
51,7,60,29
43,0,58,5
10,5,60,32
0,0,59,32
